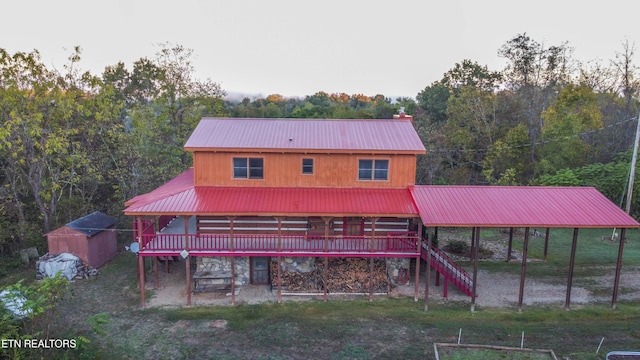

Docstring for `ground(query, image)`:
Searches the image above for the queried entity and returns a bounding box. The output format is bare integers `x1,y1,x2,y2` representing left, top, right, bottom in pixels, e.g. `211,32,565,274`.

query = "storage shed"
46,211,118,268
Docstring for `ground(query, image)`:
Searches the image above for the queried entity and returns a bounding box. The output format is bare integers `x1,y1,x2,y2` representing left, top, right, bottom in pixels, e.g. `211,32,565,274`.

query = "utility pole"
626,113,640,214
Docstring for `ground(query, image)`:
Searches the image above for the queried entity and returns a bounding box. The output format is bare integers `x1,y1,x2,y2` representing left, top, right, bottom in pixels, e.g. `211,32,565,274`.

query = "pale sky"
3,0,639,99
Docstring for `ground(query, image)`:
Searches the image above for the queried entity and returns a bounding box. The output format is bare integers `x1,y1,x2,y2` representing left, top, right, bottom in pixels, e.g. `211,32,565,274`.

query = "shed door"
251,257,270,285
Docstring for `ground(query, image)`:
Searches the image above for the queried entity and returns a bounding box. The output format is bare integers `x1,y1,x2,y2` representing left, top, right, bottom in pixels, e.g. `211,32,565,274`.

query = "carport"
410,185,640,312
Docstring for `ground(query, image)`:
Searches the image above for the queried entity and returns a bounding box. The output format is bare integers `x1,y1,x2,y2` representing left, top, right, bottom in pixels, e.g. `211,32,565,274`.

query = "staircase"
420,241,474,297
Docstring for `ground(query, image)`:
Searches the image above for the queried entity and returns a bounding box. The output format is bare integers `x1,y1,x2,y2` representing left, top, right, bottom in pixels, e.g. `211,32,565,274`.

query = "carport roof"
410,185,639,228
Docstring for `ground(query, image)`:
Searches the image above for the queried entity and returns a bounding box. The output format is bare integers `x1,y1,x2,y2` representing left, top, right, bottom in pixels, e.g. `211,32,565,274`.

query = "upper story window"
302,158,314,174
358,159,389,181
233,157,264,179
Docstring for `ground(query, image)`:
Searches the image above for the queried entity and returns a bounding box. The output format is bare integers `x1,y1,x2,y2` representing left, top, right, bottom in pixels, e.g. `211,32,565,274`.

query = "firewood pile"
271,258,389,293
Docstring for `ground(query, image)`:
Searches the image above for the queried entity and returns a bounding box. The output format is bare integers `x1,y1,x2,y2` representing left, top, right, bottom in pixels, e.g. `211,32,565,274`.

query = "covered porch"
133,215,422,306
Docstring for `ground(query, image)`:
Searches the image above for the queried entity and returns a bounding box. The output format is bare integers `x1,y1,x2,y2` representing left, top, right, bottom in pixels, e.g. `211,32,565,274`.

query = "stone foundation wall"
275,256,316,273
385,258,411,285
195,256,249,286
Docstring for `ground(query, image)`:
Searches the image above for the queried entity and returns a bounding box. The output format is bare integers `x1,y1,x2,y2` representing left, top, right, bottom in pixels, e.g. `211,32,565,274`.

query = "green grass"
13,227,640,359
146,299,640,359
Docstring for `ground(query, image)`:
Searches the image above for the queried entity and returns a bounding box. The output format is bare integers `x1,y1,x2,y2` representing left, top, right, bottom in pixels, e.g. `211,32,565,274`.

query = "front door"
251,257,270,285
344,217,364,236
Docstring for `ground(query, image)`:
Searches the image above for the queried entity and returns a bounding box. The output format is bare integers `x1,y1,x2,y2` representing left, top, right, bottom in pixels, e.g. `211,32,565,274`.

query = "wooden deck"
137,216,420,257
138,232,420,258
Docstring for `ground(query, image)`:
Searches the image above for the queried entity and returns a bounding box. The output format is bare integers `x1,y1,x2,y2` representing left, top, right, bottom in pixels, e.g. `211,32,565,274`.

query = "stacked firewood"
271,258,388,293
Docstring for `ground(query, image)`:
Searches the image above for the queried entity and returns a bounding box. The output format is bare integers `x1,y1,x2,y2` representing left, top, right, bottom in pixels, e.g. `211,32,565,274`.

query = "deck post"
184,216,191,306
565,228,579,310
228,217,235,252
277,256,282,303
470,227,480,312
136,216,144,291
276,217,282,303
136,216,146,308
506,227,514,262
231,256,236,305
415,222,422,302
153,256,158,289
612,228,627,310
153,217,159,288
544,228,550,261
322,217,332,302
369,218,378,301
229,217,235,305
424,226,432,311
138,253,145,307
518,227,530,313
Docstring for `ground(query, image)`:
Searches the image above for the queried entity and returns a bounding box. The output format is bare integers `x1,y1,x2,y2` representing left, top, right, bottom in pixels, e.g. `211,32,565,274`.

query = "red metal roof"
410,185,640,228
183,118,426,154
125,171,639,229
124,168,195,208
125,170,418,217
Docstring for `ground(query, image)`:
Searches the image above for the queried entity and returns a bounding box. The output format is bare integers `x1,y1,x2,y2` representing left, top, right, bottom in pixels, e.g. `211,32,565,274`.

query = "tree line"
0,34,639,257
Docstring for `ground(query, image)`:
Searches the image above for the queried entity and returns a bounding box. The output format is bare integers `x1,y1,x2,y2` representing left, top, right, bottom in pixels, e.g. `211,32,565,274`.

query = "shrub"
444,240,469,254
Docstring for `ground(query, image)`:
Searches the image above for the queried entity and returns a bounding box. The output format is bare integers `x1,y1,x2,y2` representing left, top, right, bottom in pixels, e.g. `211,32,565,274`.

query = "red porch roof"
124,170,419,217
410,185,640,228
183,117,426,154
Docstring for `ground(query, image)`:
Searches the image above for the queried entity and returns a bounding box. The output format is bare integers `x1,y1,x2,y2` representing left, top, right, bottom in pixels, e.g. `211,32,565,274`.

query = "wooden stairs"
421,241,474,297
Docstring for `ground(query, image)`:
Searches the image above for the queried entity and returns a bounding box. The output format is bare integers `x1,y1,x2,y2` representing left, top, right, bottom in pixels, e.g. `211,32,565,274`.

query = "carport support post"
518,227,530,313
565,228,579,310
184,216,191,306
543,228,550,261
506,227,514,262
612,228,627,310
471,227,480,312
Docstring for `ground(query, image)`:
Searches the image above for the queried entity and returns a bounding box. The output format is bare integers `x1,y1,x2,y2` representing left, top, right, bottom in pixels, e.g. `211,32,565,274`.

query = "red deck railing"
421,241,474,297
138,233,420,257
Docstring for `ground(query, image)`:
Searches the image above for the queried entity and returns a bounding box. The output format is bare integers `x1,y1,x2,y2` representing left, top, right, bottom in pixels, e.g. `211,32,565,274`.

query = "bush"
444,240,469,254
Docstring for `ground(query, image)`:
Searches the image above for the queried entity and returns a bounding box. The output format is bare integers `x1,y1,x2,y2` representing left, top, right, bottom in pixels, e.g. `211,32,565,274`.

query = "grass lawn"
3,227,640,359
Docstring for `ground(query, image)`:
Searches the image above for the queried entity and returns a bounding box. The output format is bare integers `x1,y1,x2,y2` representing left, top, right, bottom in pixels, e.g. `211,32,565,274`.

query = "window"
233,158,264,179
358,159,388,180
302,158,314,174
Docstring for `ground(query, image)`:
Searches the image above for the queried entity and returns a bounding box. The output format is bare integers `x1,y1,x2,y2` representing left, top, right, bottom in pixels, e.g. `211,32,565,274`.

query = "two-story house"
125,115,430,306
125,115,639,310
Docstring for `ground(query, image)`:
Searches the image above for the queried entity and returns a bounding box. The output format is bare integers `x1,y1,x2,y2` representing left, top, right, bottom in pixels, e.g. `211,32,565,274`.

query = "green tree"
498,33,574,162
482,123,530,185
0,48,121,234
539,84,603,173
443,86,498,183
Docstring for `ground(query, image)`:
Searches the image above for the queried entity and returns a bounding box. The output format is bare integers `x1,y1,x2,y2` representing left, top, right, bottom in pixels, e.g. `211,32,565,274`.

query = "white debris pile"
36,253,99,281
0,290,31,318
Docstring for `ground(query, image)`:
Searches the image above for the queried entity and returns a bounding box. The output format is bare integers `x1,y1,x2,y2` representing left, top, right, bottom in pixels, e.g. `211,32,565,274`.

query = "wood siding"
193,152,417,188
196,216,408,236
46,226,117,268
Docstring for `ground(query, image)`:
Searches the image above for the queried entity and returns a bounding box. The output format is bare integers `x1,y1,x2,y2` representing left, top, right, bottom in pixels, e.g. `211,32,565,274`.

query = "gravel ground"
143,229,640,309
